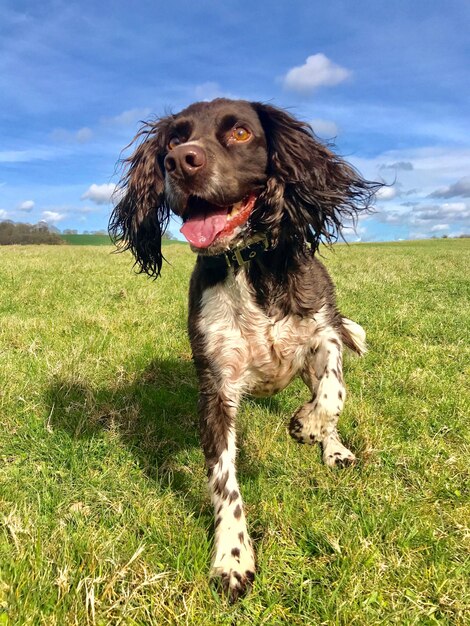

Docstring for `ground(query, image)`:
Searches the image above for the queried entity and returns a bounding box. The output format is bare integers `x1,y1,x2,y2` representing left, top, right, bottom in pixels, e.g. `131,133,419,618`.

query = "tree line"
0,221,64,245
0,220,178,245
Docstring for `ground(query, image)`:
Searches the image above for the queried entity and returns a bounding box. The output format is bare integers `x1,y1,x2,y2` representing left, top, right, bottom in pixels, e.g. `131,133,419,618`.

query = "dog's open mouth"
180,194,257,249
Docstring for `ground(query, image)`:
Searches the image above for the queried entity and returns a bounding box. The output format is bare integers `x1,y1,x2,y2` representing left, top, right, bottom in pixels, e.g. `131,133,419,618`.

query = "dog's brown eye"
230,127,252,143
168,136,181,150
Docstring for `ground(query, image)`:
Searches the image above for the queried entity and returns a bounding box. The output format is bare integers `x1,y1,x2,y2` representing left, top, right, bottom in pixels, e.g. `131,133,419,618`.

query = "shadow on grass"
46,357,201,491
44,355,367,556
45,356,268,507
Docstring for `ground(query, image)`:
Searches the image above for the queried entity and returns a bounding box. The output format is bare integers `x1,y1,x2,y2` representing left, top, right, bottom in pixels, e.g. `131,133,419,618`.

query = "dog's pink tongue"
180,208,228,248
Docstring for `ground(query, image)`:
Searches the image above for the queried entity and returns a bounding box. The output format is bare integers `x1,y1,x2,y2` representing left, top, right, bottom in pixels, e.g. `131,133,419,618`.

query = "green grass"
60,234,113,245
1,240,469,625
60,234,186,246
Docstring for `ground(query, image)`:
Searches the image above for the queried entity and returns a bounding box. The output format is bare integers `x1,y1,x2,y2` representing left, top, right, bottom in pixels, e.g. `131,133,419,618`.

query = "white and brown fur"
110,98,379,601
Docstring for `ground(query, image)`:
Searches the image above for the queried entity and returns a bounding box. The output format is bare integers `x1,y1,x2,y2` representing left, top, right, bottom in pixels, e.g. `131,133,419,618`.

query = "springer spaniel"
110,98,379,601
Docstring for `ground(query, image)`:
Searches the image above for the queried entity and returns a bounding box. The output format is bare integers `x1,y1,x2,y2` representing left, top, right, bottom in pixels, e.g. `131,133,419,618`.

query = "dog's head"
110,98,379,276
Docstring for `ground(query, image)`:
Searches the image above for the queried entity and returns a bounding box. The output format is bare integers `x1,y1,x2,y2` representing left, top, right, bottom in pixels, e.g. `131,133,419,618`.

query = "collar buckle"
205,234,271,270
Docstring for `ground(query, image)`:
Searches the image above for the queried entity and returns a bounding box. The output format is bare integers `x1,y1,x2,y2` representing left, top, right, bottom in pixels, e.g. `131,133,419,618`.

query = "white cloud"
402,148,470,175
376,186,398,201
41,211,66,223
0,209,8,219
283,54,351,94
380,161,414,171
17,200,35,211
311,118,339,138
103,108,152,127
78,205,99,214
352,147,470,187
350,146,470,241
429,175,470,199
375,204,409,224
0,147,65,163
51,127,93,144
193,82,234,101
442,201,468,213
81,183,116,205
76,127,93,143
373,195,470,240
411,202,470,224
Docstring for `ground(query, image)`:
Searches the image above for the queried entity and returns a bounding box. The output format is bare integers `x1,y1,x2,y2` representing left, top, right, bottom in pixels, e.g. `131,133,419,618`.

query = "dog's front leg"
289,325,357,467
198,389,255,601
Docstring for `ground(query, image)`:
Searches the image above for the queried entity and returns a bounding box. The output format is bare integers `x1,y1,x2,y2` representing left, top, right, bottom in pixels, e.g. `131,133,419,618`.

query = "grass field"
60,234,113,246
59,234,185,246
0,239,469,625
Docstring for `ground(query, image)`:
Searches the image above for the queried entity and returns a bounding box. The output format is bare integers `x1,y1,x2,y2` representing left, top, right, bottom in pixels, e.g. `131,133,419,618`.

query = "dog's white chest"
198,270,319,396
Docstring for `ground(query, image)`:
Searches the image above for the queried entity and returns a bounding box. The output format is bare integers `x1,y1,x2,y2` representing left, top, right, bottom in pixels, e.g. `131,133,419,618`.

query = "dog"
109,98,379,601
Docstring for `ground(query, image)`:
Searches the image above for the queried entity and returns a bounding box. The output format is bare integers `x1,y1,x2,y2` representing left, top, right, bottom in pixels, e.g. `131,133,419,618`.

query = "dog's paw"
289,408,321,444
211,542,255,602
217,566,255,603
322,440,356,468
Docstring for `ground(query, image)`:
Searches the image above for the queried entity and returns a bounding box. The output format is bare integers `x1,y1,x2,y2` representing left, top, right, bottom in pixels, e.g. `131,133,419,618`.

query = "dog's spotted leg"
289,327,356,467
199,391,255,601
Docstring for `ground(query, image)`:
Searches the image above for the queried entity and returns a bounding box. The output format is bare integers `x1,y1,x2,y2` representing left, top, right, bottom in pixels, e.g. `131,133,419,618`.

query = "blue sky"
1,0,469,241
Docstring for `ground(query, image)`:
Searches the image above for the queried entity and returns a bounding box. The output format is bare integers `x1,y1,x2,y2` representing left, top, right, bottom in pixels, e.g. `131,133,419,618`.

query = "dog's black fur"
110,98,379,600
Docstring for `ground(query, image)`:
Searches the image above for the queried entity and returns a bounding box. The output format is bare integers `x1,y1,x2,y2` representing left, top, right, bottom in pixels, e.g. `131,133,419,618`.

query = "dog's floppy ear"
252,102,380,249
109,117,173,278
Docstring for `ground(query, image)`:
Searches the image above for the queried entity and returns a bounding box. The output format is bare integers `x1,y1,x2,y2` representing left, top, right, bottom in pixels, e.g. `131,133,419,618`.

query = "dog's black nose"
164,145,206,177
